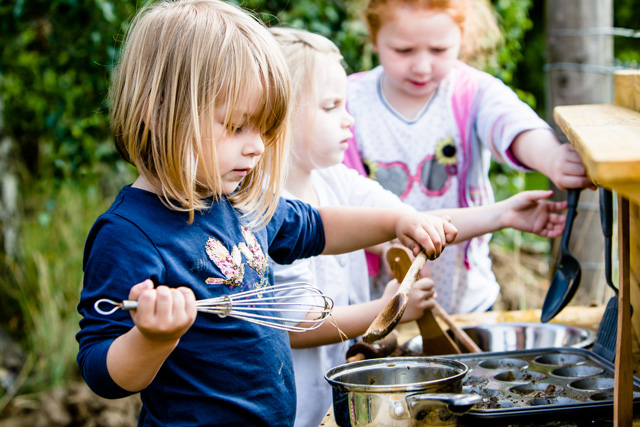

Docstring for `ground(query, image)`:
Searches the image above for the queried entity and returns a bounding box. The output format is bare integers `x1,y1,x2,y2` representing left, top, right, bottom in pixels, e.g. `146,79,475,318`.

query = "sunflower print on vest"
365,136,458,199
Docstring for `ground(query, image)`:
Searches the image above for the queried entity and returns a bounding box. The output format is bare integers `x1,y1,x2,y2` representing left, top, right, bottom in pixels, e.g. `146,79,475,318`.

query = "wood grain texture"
554,70,640,425
615,196,633,426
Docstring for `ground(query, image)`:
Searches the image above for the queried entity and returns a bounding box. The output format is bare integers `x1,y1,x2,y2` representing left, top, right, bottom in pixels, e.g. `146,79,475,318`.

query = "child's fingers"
443,221,457,244
560,159,587,176
413,277,435,292
522,189,554,202
128,279,155,301
153,285,174,317
177,287,197,314
548,200,568,212
414,232,438,259
411,279,434,296
426,214,447,243
170,288,197,327
548,212,567,225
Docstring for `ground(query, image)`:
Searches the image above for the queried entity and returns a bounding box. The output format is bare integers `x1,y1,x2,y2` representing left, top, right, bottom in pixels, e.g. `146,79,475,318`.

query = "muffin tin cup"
441,347,640,424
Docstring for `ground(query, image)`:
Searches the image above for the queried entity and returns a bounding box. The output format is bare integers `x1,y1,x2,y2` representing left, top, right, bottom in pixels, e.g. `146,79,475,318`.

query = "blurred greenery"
0,0,637,399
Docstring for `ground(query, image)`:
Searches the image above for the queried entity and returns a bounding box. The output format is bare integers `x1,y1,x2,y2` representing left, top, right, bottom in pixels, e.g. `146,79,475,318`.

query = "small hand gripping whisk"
94,282,334,333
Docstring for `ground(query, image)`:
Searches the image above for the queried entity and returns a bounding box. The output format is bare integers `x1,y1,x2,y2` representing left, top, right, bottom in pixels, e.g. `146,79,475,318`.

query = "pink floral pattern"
238,226,267,276
204,227,267,288
205,237,244,287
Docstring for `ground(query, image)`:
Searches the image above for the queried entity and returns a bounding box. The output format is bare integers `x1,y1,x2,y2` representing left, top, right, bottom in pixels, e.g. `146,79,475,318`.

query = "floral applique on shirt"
204,227,268,288
205,238,245,287
238,226,267,276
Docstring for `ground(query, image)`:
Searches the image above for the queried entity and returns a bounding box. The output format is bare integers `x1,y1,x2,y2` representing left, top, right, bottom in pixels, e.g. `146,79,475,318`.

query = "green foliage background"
0,0,637,398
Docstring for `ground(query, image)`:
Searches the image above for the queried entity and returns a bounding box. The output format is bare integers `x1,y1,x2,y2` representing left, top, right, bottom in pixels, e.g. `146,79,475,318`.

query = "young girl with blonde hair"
344,0,592,314
76,1,458,425
270,26,568,427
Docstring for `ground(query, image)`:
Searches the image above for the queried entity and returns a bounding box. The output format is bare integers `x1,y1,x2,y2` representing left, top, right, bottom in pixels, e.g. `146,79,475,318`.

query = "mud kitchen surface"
320,307,640,426
322,348,640,427
444,347,640,424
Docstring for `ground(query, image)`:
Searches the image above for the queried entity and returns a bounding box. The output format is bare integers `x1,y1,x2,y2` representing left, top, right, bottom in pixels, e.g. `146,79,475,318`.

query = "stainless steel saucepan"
325,356,480,427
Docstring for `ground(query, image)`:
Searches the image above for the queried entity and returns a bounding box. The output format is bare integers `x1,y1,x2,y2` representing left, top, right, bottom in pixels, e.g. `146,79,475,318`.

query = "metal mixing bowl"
403,322,596,354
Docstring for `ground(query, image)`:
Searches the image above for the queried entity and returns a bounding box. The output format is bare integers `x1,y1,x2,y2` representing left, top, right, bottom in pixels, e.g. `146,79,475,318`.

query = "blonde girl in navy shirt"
75,1,457,425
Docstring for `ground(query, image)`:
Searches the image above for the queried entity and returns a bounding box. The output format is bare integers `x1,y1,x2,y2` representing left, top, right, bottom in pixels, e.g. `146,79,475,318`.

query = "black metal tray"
441,347,640,424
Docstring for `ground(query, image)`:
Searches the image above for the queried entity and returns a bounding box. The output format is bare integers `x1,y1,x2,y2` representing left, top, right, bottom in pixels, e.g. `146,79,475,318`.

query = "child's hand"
500,190,568,238
395,212,458,259
380,277,436,323
128,279,197,343
403,277,436,321
547,144,594,190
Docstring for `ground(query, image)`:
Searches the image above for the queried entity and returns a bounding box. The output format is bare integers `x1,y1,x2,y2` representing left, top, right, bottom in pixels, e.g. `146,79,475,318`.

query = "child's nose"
342,110,355,128
412,52,432,74
243,131,264,157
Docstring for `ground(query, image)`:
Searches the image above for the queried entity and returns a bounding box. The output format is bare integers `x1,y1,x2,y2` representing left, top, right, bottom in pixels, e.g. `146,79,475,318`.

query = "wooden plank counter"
553,70,640,426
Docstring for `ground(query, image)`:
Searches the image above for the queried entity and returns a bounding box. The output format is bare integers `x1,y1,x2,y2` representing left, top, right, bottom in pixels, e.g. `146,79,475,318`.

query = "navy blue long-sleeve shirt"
77,186,325,426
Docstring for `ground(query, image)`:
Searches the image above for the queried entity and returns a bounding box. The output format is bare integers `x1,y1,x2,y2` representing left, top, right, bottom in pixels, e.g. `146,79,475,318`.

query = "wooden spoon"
362,250,427,344
387,245,481,354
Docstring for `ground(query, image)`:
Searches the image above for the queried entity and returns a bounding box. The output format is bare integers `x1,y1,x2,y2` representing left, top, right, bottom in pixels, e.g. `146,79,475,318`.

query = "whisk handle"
121,300,138,310
94,298,138,315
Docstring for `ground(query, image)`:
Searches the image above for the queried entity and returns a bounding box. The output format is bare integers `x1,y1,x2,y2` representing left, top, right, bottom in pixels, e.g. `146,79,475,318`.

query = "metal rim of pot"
325,356,468,392
325,356,482,426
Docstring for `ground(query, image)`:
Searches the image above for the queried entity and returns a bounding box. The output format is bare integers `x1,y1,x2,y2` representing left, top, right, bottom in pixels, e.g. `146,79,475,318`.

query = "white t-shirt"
271,164,408,427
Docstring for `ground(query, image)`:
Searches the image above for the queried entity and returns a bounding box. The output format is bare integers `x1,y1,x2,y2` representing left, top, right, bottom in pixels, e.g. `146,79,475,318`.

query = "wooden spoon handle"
396,251,427,295
386,246,460,355
432,302,482,353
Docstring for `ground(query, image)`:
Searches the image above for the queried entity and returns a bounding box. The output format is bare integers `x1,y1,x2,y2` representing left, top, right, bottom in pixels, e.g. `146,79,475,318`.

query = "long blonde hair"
363,0,502,68
269,27,341,104
269,27,342,162
110,0,291,227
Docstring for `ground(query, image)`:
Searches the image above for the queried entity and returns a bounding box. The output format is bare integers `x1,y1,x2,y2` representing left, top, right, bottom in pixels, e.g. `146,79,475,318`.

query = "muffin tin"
440,347,640,424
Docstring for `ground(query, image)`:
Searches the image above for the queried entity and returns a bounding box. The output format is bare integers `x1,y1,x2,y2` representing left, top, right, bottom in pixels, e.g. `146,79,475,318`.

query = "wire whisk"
94,282,334,333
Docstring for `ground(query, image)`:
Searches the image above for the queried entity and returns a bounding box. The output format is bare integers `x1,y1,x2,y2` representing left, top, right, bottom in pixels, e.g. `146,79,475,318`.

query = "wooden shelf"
554,104,640,205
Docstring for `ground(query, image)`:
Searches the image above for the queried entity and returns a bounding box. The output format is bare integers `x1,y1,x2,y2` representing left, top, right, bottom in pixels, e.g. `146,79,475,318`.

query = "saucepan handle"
390,392,481,420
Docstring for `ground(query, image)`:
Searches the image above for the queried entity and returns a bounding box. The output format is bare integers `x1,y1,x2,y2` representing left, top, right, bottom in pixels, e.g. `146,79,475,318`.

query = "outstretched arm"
430,189,567,243
318,206,457,259
288,277,435,348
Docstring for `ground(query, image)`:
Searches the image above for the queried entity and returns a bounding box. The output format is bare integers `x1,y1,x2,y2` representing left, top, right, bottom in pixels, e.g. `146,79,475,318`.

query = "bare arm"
509,129,592,190
289,277,435,348
430,190,568,243
318,206,457,258
106,280,197,392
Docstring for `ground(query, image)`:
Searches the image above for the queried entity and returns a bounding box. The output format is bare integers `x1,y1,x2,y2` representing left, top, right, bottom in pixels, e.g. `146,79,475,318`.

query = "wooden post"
545,0,613,307
612,70,639,427
616,196,632,426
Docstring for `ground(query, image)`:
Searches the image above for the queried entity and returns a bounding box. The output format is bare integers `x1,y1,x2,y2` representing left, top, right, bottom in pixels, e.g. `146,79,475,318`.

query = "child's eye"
395,48,412,54
322,102,337,112
229,124,245,134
